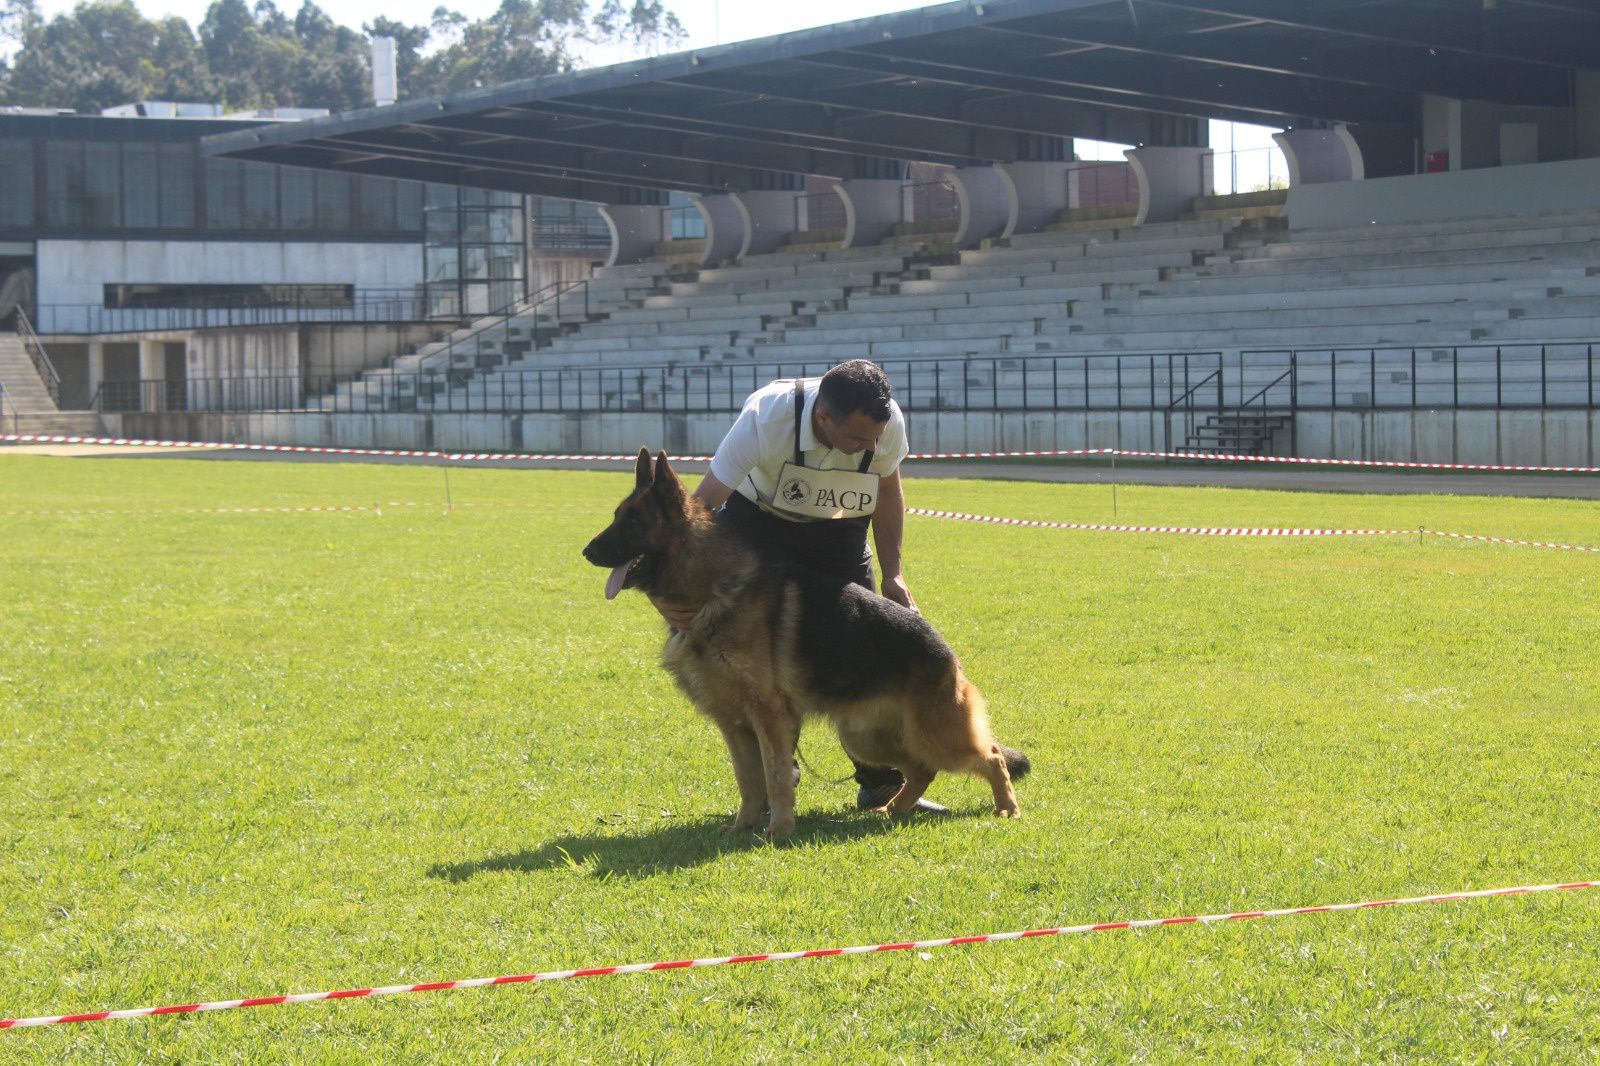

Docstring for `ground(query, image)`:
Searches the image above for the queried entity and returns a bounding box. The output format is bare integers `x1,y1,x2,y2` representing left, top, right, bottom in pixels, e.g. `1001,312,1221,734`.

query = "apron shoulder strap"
858,449,874,473
792,378,806,467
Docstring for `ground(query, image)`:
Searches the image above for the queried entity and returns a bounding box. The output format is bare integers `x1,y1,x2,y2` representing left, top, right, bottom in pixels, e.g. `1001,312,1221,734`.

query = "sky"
22,0,1279,161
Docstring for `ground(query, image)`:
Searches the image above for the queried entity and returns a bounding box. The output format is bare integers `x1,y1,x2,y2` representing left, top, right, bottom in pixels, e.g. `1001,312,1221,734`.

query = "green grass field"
2,452,1598,1062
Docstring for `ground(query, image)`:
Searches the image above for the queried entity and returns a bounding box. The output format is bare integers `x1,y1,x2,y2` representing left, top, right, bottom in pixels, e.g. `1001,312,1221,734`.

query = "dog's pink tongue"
604,560,633,601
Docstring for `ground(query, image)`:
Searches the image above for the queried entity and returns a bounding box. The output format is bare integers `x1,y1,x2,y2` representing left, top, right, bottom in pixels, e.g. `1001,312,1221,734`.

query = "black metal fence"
35,289,434,335
87,343,1600,417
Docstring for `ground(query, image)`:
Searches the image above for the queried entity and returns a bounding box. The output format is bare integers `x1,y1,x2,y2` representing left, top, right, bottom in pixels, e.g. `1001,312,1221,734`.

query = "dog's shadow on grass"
427,808,981,881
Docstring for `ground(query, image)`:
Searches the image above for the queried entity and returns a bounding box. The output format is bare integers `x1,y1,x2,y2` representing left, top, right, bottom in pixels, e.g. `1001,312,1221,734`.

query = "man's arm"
692,471,736,510
872,469,918,613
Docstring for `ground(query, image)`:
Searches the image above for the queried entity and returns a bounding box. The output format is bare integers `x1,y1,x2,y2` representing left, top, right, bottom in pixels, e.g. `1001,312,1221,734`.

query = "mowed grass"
1,453,1598,1062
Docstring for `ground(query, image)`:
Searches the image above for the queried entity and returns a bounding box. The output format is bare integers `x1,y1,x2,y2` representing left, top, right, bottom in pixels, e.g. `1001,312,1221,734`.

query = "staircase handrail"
1241,366,1294,411
14,308,61,409
404,279,591,375
1165,366,1221,413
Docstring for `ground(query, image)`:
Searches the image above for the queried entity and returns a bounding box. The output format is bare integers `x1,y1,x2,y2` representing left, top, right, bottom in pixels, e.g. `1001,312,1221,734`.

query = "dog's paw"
763,817,795,841
870,804,894,817
994,805,1021,819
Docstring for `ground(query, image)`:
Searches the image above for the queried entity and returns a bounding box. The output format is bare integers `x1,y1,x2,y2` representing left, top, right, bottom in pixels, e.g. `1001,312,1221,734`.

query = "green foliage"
0,0,683,112
0,455,1597,1058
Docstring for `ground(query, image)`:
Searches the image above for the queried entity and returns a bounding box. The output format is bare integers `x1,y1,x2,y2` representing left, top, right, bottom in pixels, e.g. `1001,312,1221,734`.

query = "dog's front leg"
716,721,766,833
750,708,799,840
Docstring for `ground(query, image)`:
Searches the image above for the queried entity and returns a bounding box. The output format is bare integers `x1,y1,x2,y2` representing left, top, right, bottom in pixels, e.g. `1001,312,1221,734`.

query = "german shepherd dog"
583,449,1029,839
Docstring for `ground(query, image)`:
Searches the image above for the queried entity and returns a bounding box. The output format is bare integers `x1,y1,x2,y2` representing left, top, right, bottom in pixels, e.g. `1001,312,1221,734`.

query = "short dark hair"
818,360,893,423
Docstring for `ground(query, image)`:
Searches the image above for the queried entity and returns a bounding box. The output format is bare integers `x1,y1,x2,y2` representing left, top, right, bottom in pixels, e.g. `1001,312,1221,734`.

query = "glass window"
424,208,458,242
460,209,489,244
280,168,316,229
425,245,459,282
354,176,395,231
314,171,351,230
204,158,243,230
460,186,489,207
424,183,457,210
242,163,278,229
46,141,86,228
0,140,35,228
463,245,489,280
121,142,159,228
489,210,522,244
395,181,424,227
159,144,195,229
84,142,121,228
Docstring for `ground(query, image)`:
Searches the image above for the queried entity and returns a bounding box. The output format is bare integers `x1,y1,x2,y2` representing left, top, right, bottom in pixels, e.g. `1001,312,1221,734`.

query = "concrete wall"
1287,156,1600,229
299,323,442,380
108,408,1600,467
35,239,423,333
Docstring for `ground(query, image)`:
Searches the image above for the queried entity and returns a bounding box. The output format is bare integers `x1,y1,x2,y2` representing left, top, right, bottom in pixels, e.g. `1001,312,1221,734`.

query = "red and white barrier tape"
909,507,1406,539
5,434,1598,474
907,507,1600,553
2,880,1591,1030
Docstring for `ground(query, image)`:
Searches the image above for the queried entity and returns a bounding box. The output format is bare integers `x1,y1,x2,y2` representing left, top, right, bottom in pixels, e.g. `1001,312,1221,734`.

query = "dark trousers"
718,493,902,792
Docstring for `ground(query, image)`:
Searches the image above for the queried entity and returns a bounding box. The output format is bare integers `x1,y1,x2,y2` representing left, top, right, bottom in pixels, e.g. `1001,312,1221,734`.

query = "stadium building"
5,0,1600,464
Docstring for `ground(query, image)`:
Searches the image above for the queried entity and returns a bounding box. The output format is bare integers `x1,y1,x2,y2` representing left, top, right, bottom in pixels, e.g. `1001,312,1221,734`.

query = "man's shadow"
426,807,982,882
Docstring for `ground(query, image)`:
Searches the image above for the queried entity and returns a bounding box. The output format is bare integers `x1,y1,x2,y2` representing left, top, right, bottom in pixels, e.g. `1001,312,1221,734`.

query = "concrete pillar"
1125,146,1209,224
1274,127,1364,185
86,341,104,409
950,165,1013,248
598,204,665,268
836,179,903,248
995,161,1071,238
137,338,164,412
693,193,745,268
732,190,804,258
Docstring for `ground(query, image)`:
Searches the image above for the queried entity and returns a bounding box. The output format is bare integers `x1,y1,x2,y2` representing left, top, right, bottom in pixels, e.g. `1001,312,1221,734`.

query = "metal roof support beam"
982,17,1573,106
221,145,634,201
1138,0,1600,72
519,99,979,169
831,44,1400,125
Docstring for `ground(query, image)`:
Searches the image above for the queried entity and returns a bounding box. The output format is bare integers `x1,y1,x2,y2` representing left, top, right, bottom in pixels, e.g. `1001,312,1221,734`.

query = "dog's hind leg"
717,722,767,833
978,745,1020,819
749,707,800,840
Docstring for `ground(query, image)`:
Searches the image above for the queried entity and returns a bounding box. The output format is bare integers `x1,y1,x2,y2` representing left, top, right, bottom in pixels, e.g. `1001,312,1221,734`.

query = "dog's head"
583,447,689,600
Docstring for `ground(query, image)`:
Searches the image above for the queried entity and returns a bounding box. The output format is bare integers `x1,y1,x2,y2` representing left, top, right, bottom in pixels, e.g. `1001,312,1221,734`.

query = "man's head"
814,359,894,455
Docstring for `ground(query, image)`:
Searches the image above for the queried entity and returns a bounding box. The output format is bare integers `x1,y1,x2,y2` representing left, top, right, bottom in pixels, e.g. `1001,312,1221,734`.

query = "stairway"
0,332,106,436
1177,410,1292,455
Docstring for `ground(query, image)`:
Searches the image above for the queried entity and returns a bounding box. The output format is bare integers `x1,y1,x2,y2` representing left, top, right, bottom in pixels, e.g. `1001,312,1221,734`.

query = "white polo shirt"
709,378,910,511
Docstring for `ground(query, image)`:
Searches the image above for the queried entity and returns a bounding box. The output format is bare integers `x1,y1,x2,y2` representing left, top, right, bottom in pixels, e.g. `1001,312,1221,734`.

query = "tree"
0,0,684,112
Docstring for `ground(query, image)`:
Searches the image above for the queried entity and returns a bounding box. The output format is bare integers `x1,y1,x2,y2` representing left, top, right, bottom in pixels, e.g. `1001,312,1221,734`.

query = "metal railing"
15,309,60,407
34,289,433,335
390,277,591,376
901,179,959,225
0,381,17,432
90,343,1600,419
794,190,847,234
530,216,612,251
1064,161,1140,210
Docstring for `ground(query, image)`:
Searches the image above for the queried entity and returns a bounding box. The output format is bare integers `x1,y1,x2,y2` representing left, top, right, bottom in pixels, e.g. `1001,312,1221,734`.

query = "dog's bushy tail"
997,744,1032,781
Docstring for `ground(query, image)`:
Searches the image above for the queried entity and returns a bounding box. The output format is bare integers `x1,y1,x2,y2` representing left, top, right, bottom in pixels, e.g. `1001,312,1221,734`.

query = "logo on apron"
761,379,880,522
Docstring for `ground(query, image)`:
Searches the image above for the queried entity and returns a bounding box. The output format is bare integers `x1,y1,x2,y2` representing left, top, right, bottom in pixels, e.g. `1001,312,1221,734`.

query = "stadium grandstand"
5,0,1599,465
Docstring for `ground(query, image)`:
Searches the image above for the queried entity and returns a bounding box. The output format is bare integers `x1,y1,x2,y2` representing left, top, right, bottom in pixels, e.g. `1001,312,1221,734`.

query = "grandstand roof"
204,0,1600,202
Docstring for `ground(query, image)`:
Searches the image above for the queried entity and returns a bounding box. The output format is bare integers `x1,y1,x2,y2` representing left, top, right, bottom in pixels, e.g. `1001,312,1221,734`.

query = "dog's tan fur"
584,449,1021,839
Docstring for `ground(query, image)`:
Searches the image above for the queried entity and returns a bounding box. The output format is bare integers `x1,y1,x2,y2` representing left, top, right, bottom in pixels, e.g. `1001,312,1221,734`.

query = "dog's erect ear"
634,447,651,488
652,450,685,508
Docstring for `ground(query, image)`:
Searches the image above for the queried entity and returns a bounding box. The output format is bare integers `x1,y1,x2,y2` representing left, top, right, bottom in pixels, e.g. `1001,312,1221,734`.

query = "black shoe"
856,783,948,814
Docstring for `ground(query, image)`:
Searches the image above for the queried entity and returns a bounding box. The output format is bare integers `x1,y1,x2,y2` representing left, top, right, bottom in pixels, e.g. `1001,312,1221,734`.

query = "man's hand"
881,574,919,615
649,594,699,631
